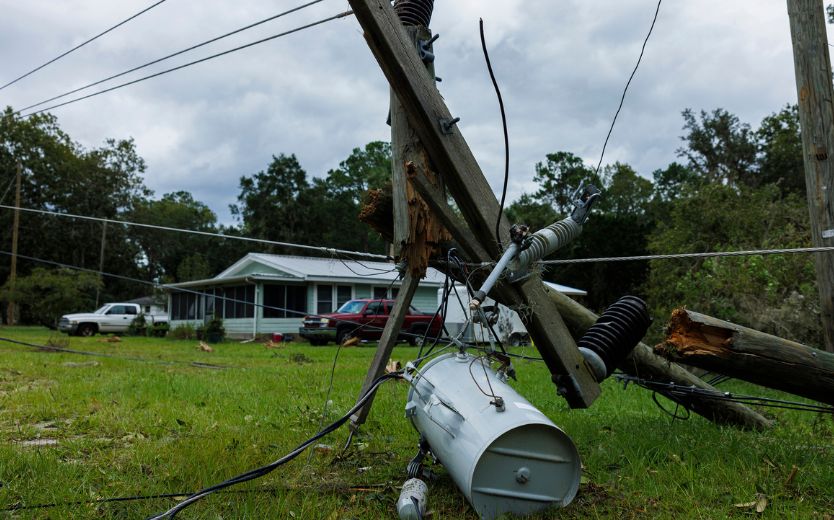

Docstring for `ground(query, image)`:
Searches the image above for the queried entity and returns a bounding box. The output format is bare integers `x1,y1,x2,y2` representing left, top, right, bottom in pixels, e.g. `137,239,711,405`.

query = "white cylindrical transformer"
405,353,581,520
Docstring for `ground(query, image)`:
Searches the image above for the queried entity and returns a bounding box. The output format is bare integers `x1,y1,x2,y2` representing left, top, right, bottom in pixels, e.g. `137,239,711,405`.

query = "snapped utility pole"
787,0,834,352
350,2,448,430
347,0,601,408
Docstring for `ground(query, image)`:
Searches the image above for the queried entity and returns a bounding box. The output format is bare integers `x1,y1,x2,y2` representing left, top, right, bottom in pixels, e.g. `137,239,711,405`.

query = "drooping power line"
0,0,170,92
0,204,390,261
593,0,662,175
21,10,355,117
16,0,327,114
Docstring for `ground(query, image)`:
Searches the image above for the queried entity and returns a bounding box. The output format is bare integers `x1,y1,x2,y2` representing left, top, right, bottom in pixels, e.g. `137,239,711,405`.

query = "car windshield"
336,300,367,314
93,305,110,314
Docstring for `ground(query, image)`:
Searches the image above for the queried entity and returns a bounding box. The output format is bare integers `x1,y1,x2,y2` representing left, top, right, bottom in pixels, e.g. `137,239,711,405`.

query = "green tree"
505,194,559,232
0,107,150,304
231,154,313,252
756,104,805,195
0,267,101,327
326,141,391,204
316,141,391,253
129,191,219,282
533,151,602,214
678,108,758,187
651,162,699,202
514,152,654,311
231,144,391,257
644,183,819,345
598,162,653,216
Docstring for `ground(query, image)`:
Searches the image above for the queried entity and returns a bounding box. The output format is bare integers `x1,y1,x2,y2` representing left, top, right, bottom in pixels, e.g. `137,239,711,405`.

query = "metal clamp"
439,117,461,135
418,34,440,63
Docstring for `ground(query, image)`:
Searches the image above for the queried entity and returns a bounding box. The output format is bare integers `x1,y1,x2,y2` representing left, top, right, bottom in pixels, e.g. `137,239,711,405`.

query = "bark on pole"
787,0,834,352
544,288,774,430
656,308,834,406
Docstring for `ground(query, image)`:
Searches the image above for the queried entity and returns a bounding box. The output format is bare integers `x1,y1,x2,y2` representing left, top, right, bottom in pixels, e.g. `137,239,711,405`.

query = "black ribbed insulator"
394,0,435,27
577,296,651,377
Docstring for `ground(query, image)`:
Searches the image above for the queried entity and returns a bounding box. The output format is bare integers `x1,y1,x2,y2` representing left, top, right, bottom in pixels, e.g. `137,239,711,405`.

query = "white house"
165,253,447,339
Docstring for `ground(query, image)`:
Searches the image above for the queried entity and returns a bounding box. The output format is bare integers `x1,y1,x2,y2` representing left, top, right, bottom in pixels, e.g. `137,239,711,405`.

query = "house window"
287,285,307,318
373,287,389,299
170,292,201,320
223,287,235,319
336,286,352,309
317,285,333,314
205,289,215,318
263,284,308,319
391,287,399,299
215,285,254,319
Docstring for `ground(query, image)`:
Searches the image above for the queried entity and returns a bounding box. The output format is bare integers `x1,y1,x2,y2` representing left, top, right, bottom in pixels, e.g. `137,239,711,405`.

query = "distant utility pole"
787,0,834,352
95,221,107,308
6,161,21,326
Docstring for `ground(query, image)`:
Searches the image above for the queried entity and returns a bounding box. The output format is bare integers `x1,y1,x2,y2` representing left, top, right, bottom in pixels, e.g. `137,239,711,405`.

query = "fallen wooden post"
656,308,834,407
543,288,774,430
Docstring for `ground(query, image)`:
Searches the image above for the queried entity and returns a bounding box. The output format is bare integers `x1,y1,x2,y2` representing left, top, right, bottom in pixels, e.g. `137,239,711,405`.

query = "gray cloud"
0,0,807,224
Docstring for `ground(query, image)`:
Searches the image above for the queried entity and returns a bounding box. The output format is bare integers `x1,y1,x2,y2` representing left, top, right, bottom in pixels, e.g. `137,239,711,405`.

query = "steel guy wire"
20,10,355,118
0,0,169,92
593,0,662,176
16,0,326,114
0,204,391,262
539,246,834,265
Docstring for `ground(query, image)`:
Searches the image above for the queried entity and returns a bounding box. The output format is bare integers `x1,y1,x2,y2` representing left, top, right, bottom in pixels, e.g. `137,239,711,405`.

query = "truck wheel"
337,328,355,346
408,325,427,346
310,339,327,346
77,324,96,337
509,333,526,347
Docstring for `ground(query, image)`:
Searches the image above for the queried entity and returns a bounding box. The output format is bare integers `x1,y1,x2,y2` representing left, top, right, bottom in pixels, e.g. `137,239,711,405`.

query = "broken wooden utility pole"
349,0,775,430
657,309,834,407
348,0,602,409
350,1,450,431
545,289,774,430
787,0,834,352
6,161,21,326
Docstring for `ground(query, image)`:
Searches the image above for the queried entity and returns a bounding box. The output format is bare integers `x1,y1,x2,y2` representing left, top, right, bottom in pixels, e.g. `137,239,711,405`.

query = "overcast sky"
0,0,811,224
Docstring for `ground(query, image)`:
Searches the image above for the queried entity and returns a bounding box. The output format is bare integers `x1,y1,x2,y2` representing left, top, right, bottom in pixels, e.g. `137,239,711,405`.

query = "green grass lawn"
0,326,832,519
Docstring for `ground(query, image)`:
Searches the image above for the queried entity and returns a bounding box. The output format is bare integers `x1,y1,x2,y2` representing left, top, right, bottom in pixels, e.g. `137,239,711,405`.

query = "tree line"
0,105,822,347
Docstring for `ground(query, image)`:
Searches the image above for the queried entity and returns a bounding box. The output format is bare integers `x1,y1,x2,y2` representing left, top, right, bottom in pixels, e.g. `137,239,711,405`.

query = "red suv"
299,299,442,346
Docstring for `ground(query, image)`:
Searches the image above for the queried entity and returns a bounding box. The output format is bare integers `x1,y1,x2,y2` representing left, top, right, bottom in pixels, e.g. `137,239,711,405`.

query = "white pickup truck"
58,303,168,337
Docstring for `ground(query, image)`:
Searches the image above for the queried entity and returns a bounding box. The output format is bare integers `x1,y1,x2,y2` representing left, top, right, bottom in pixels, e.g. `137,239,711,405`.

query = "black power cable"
147,372,402,519
22,10,355,117
16,0,327,114
0,0,169,91
593,0,662,175
615,374,834,415
479,18,511,251
0,336,232,369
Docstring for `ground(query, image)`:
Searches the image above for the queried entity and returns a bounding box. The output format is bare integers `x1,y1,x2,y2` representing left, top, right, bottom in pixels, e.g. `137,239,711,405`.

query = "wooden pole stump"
656,308,834,406
545,289,774,430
